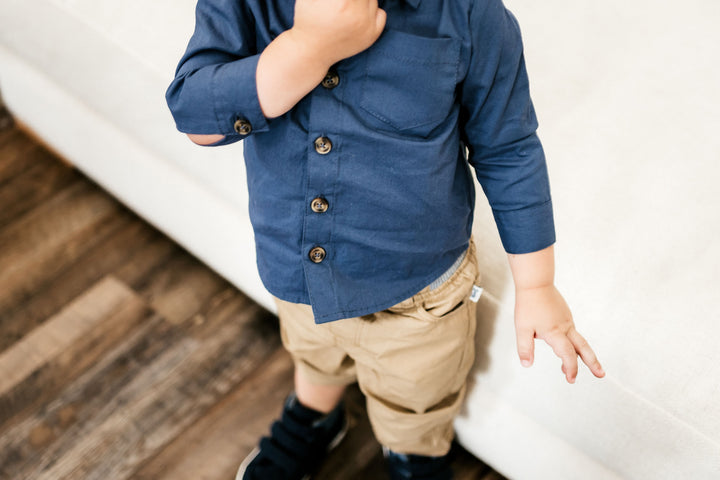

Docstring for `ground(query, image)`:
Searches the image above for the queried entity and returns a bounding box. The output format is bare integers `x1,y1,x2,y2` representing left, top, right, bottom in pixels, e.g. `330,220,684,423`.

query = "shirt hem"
311,243,469,324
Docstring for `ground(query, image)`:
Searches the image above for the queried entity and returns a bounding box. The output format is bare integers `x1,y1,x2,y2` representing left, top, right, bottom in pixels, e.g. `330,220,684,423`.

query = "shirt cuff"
492,199,556,254
212,54,270,136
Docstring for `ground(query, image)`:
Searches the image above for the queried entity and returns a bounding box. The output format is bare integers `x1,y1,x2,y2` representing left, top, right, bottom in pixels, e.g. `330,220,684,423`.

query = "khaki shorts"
276,240,481,456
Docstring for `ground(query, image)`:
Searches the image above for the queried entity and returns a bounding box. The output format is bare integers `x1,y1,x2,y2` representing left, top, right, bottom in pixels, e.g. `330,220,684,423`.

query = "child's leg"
243,240,479,480
271,268,352,423
236,299,356,480
275,296,358,409
294,368,346,414
355,302,476,456
337,241,480,457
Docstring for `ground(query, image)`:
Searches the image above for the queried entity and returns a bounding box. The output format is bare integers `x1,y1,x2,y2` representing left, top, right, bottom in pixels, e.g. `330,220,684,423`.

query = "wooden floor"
0,121,507,480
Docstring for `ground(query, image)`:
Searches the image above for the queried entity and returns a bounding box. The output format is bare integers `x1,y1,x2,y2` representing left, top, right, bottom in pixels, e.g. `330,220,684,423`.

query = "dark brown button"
233,119,252,135
309,246,326,263
311,197,329,213
321,70,340,89
314,136,332,155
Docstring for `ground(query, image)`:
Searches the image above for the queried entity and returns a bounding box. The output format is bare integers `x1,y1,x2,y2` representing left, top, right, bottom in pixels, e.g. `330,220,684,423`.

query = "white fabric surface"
1,0,719,478
459,1,720,478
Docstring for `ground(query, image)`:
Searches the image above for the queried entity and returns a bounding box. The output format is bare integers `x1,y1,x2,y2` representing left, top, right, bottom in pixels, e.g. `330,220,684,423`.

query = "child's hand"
290,0,387,65
513,284,605,384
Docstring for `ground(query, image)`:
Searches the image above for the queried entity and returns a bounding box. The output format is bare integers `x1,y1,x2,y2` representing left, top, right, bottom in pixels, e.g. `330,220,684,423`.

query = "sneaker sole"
235,418,350,480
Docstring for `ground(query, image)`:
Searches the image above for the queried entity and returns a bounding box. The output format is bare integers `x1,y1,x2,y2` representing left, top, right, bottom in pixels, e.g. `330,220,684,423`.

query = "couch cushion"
0,0,248,211
458,0,720,477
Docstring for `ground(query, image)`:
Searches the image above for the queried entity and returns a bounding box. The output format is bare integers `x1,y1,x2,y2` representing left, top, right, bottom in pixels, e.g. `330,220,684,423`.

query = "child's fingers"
567,329,605,378
545,331,578,383
516,327,535,367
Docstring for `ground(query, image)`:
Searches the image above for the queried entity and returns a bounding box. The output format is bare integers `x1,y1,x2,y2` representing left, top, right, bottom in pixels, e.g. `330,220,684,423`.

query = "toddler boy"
166,0,605,478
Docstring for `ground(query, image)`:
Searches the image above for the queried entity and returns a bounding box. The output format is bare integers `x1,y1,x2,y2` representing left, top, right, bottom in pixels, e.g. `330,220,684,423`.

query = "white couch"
2,0,719,478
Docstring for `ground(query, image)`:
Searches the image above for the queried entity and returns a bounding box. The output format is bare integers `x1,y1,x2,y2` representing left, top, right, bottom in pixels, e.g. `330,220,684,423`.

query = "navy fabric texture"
166,0,556,323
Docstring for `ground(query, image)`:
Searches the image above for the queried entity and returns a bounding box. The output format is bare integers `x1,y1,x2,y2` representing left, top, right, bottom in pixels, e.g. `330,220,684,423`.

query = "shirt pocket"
359,29,460,138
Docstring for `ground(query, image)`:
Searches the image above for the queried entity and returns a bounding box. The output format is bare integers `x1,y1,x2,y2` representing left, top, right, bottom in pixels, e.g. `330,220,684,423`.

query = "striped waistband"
428,249,468,291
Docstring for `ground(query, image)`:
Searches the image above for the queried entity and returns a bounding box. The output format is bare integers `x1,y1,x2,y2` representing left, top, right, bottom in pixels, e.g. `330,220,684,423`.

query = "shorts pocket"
414,249,480,322
359,29,460,138
421,296,467,320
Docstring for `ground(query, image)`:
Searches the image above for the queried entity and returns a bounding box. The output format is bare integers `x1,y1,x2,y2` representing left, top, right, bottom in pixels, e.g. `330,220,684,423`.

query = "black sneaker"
384,446,453,480
236,393,348,480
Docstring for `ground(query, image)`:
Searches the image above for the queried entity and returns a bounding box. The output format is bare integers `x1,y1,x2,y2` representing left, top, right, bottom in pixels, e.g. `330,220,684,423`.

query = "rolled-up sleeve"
166,0,269,141
460,0,555,254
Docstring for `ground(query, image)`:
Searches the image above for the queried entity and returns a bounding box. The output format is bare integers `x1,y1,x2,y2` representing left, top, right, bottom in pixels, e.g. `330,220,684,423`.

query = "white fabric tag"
469,285,483,303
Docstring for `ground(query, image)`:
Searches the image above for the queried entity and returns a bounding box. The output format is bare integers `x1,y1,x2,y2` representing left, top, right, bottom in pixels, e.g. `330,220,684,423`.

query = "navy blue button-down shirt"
166,0,555,323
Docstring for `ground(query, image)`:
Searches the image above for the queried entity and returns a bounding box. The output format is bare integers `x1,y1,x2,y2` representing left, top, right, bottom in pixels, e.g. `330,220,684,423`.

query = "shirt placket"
302,65,344,317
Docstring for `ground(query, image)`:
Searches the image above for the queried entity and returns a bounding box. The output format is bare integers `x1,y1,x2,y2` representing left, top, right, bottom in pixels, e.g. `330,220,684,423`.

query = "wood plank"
110,219,182,289
0,286,280,480
0,210,176,353
0,122,18,146
134,348,295,480
0,180,120,314
0,103,14,132
0,276,150,429
0,276,137,396
0,128,38,182
349,451,389,480
0,146,80,227
0,308,167,480
479,471,510,480
130,248,231,325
